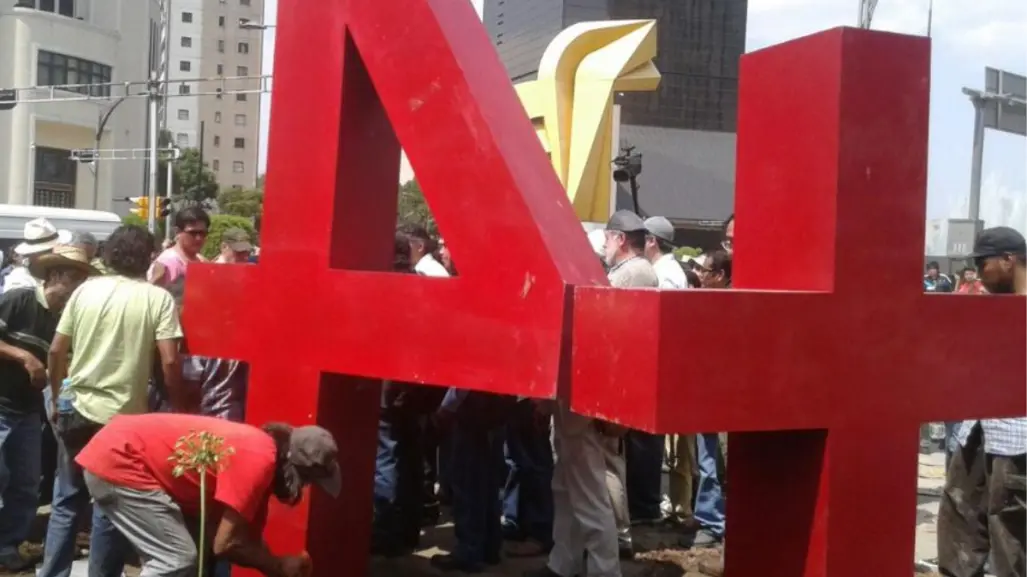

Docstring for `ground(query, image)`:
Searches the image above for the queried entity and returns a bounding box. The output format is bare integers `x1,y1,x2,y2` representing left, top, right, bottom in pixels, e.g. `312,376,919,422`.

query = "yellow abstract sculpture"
515,20,660,222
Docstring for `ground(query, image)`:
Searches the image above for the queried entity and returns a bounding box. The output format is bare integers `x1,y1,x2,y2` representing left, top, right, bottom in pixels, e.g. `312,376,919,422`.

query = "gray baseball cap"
288,426,341,498
606,210,647,233
644,216,675,244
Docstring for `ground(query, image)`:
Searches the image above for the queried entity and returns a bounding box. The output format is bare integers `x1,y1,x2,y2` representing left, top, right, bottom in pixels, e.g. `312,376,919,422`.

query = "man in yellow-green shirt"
41,224,186,577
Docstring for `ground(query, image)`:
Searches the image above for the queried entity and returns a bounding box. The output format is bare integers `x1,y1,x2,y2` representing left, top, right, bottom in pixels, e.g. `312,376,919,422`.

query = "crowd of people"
0,205,1021,577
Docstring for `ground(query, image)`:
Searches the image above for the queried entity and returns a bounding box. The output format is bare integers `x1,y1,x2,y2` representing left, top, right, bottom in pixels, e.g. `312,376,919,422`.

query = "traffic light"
157,197,172,218
128,196,149,219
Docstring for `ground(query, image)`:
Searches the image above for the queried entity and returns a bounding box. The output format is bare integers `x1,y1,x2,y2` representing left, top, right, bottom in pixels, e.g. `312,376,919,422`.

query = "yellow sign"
515,20,660,222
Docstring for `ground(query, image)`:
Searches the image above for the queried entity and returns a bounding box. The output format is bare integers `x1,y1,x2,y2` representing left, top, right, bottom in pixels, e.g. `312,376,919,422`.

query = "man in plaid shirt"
937,226,1026,577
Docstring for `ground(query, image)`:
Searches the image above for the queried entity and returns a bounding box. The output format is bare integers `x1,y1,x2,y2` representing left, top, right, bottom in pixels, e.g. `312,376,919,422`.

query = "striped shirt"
0,287,58,415
955,418,1027,457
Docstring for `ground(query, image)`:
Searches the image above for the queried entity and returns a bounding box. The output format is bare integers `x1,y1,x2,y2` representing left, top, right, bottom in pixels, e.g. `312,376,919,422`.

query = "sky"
258,0,1026,232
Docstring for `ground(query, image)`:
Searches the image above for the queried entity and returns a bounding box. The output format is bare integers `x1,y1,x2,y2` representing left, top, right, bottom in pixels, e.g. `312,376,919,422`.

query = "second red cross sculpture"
183,1,1026,576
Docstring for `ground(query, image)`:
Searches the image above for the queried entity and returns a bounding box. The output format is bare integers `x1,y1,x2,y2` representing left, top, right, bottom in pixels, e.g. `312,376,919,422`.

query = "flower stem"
199,468,206,577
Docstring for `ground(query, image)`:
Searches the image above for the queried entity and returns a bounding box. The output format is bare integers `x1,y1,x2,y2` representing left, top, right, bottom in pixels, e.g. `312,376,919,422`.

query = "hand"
432,409,456,431
48,397,59,427
278,553,312,577
22,355,46,389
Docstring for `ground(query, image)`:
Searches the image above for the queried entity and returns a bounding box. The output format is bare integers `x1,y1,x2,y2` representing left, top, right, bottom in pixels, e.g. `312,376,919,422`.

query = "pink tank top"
153,248,193,285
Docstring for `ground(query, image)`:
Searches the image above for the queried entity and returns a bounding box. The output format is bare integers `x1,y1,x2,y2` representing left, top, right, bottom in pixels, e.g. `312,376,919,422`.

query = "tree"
156,130,219,207
398,179,436,236
217,187,264,219
169,149,219,206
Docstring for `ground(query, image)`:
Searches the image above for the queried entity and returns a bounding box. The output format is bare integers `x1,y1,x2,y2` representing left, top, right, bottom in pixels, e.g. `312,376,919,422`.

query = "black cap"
969,226,1026,259
606,210,647,233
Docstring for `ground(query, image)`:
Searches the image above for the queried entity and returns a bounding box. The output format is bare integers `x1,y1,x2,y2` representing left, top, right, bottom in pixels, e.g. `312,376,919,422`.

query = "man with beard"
937,226,1026,577
76,414,341,577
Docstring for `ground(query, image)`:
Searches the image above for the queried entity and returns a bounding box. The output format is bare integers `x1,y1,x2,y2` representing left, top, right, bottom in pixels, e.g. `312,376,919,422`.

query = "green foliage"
673,246,702,259
120,213,165,239
164,148,219,205
217,187,264,219
201,215,257,260
398,179,437,236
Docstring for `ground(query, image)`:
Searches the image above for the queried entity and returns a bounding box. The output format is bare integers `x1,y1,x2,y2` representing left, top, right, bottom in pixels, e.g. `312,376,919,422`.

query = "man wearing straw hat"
4,218,73,294
0,245,96,572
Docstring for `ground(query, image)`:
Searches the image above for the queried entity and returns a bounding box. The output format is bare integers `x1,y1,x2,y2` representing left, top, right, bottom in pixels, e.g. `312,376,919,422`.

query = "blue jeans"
502,400,554,546
39,402,129,577
0,411,42,566
372,413,424,551
625,430,665,522
694,433,726,537
450,419,504,566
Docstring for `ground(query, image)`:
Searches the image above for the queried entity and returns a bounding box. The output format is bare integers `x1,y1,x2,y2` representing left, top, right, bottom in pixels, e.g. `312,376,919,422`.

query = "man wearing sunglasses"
150,207,211,286
937,226,1026,577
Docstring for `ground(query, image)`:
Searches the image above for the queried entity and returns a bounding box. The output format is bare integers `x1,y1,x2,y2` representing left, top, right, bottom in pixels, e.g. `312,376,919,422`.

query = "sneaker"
682,528,722,549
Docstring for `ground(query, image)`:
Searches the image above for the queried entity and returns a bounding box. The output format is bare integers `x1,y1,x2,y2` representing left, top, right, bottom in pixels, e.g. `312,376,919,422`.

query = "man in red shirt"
76,413,341,577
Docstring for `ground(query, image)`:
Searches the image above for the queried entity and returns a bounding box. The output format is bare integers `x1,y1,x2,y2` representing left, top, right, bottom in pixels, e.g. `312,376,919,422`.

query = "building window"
33,147,76,208
37,51,113,97
216,64,223,75
181,11,192,23
24,0,75,18
177,109,189,120
235,93,247,101
218,15,225,26
233,137,245,149
212,159,220,171
178,84,190,95
236,65,248,76
179,60,191,72
234,114,246,126
213,135,221,147
181,36,192,48
237,42,249,54
214,111,222,123
176,133,189,147
217,40,225,53
233,161,245,173
240,0,250,5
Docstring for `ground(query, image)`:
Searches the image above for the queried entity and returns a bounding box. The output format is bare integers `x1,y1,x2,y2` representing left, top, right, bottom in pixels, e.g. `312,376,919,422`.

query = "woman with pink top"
148,206,210,286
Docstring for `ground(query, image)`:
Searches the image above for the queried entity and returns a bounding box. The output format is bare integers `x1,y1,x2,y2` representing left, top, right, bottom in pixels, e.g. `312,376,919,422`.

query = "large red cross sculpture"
182,1,1026,576
573,29,1026,577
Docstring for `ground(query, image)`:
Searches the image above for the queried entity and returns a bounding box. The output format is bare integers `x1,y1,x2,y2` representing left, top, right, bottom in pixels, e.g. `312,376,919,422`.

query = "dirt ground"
19,509,941,577
369,517,942,577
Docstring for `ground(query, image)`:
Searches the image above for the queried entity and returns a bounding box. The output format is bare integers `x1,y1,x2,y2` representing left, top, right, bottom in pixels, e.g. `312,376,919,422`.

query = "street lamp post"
93,95,129,209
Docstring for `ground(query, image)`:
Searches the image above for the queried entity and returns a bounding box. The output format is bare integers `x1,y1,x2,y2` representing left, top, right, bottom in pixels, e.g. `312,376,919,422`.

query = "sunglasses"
182,229,208,238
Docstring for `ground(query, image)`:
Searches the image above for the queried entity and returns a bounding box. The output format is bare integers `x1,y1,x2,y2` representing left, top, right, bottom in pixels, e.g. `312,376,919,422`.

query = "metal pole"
165,160,174,241
93,110,102,209
968,97,986,223
147,78,159,233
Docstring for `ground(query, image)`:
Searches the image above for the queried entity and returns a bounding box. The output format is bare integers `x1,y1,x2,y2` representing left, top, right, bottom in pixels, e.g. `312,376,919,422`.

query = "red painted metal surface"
182,0,605,575
572,29,1026,577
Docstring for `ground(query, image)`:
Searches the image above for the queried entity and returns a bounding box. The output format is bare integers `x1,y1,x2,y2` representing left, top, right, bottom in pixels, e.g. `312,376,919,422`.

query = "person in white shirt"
400,224,450,278
643,216,687,289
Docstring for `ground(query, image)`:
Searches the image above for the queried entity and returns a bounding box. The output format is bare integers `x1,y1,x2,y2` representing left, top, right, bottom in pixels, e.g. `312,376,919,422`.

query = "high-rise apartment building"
484,0,747,233
166,0,263,189
0,0,159,210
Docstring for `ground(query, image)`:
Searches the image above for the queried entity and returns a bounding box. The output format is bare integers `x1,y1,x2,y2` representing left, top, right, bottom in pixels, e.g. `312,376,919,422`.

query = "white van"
0,205,123,262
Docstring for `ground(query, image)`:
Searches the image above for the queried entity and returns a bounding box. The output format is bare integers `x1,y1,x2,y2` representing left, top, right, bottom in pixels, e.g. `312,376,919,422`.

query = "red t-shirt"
77,413,277,523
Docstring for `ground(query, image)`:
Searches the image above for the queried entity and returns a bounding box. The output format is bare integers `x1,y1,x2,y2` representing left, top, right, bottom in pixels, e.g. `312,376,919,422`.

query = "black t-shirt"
0,287,58,415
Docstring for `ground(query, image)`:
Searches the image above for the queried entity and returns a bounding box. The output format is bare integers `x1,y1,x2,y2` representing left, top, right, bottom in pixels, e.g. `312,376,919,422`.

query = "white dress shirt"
653,253,688,289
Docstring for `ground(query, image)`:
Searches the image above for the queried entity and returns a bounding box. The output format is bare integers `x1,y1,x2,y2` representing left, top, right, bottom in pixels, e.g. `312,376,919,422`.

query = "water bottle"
57,378,75,415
